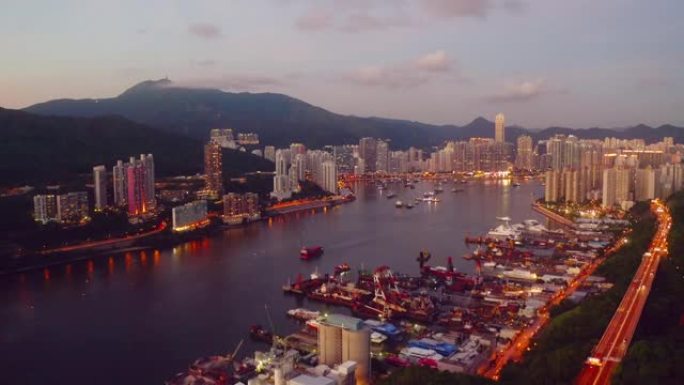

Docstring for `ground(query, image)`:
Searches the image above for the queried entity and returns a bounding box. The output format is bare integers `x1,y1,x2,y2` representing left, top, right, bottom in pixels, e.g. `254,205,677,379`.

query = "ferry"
300,246,324,260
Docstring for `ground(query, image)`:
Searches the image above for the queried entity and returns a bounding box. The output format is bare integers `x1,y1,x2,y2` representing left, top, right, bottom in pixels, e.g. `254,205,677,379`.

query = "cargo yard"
167,209,630,385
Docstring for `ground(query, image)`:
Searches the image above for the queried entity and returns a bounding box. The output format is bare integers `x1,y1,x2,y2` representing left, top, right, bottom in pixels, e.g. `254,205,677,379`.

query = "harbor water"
0,180,544,385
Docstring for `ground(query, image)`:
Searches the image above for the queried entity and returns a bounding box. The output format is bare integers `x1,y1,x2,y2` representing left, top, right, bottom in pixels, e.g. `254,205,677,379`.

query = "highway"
479,234,632,380
576,200,671,385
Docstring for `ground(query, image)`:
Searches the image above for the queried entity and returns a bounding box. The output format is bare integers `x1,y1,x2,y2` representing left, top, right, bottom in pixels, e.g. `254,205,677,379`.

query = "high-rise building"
333,145,356,174
635,166,657,201
359,137,377,173
210,128,235,148
140,154,156,212
172,200,209,232
264,145,276,163
544,170,561,202
375,140,389,173
112,160,127,207
93,165,108,210
495,113,505,143
204,141,223,199
317,314,371,383
223,192,260,224
33,194,58,224
515,135,534,170
321,160,338,194
56,191,89,224
272,149,292,200
602,168,632,208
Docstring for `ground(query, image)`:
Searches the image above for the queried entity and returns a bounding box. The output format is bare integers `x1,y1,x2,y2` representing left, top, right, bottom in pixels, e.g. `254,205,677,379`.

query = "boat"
405,203,414,209
423,191,435,197
334,263,351,275
386,192,397,199
395,200,403,208
452,187,464,193
371,332,388,344
487,217,522,241
512,182,521,187
249,325,273,344
434,187,444,194
287,308,321,321
300,246,324,260
421,197,440,203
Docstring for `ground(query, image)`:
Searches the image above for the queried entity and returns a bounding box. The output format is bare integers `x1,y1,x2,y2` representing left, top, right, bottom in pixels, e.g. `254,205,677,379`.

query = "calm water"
1,180,543,385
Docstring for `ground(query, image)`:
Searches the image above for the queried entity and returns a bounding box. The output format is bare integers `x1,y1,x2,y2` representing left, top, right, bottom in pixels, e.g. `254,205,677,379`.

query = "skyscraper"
375,139,389,173
141,154,156,211
204,141,223,199
112,160,127,207
322,160,338,194
359,137,377,173
93,165,107,210
271,149,292,200
495,113,505,143
515,135,534,170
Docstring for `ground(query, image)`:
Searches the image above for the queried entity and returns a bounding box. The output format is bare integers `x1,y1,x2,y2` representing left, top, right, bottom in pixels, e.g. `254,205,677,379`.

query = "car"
586,357,603,367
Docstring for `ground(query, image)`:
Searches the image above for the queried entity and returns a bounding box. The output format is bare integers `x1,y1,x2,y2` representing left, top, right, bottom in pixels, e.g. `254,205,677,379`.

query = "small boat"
371,332,388,344
249,325,273,344
405,203,414,209
434,187,444,194
395,200,403,208
386,192,397,199
300,246,324,260
452,187,464,193
334,263,351,275
423,191,435,197
512,182,521,187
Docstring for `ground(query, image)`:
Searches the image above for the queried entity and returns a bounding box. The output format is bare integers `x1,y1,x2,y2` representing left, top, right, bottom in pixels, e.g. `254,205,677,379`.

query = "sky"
1,0,683,128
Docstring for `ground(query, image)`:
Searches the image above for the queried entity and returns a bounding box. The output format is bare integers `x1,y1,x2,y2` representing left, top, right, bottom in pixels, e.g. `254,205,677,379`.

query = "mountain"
0,107,273,185
24,79,684,147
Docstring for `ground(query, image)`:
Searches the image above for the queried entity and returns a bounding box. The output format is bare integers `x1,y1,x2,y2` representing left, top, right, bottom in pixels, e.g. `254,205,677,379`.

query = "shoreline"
1,197,354,276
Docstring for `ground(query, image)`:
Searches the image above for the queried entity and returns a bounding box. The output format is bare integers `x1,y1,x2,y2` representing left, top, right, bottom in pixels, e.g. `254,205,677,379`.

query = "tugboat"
300,246,324,260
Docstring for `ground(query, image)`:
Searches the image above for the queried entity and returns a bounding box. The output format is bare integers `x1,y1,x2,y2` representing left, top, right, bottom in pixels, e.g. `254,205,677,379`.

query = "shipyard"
167,202,631,385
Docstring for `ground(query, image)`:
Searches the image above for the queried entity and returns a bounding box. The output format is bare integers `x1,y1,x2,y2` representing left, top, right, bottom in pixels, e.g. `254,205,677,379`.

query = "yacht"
487,217,522,241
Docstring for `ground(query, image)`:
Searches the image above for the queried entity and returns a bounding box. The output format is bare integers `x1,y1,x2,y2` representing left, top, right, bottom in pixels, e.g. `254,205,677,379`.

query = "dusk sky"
1,0,683,128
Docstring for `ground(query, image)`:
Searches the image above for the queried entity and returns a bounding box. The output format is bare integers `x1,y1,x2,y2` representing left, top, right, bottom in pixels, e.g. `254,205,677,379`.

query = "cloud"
345,50,457,88
291,1,528,32
188,23,222,39
419,0,492,18
414,50,451,72
345,65,429,88
178,74,284,91
295,8,333,31
485,78,554,103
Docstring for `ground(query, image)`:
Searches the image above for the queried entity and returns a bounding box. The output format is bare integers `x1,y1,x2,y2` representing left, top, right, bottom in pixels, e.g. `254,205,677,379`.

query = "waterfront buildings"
93,165,107,210
33,194,58,224
204,141,223,199
125,154,156,216
317,314,371,383
223,192,260,224
321,160,338,194
358,137,377,174
237,132,259,145
172,200,209,232
494,113,505,143
34,192,90,225
272,149,293,200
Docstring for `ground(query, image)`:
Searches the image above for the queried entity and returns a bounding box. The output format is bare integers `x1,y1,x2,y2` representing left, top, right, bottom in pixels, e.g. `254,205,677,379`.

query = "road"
576,200,671,385
479,234,632,380
38,221,168,254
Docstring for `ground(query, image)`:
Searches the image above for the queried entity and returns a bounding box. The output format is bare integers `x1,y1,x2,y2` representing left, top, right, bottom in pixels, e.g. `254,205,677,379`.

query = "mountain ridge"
24,79,684,147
